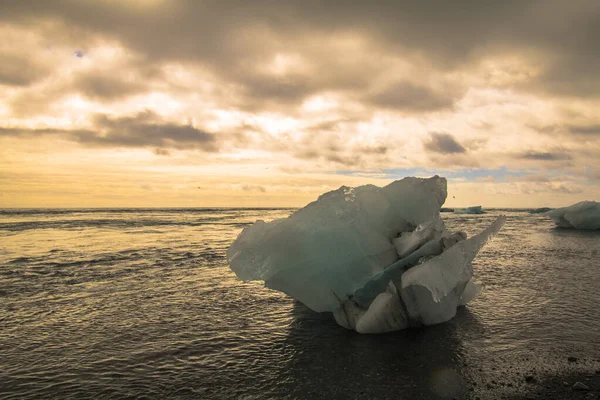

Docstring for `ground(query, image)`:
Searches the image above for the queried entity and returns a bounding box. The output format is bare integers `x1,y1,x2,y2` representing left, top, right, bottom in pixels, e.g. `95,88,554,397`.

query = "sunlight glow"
302,95,338,112
266,53,307,76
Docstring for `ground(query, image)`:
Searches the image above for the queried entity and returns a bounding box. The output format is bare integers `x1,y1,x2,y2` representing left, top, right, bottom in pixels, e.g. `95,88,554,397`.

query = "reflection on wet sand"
276,302,485,399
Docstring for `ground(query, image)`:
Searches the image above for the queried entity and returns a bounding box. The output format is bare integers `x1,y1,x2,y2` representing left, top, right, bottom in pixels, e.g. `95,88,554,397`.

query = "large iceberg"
227,176,505,333
546,201,600,230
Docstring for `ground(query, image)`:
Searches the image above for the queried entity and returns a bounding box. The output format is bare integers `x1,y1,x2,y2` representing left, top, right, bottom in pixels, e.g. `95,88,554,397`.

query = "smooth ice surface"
546,201,600,230
454,205,484,214
228,176,447,312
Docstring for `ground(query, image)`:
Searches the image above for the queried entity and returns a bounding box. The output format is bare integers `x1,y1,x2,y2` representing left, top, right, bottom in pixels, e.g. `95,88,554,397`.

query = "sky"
1,0,599,208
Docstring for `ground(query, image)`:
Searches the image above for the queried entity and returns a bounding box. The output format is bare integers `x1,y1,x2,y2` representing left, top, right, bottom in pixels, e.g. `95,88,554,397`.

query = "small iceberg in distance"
546,201,600,230
440,207,455,213
227,176,505,333
454,205,484,214
529,207,553,214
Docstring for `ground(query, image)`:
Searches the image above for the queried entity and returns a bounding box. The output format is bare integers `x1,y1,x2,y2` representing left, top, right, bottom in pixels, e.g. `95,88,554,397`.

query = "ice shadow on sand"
275,301,486,400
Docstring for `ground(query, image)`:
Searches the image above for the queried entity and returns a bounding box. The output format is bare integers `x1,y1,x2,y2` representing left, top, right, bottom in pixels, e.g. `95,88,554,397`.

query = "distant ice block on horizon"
454,205,485,214
546,201,600,230
227,176,505,333
529,207,553,214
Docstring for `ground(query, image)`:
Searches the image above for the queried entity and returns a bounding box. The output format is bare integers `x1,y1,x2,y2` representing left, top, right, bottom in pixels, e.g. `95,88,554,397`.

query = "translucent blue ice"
227,176,505,333
546,201,600,230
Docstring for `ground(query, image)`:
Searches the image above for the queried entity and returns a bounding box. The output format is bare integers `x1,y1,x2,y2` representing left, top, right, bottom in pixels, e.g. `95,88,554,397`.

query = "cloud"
0,126,95,137
358,145,388,155
3,0,599,100
424,132,466,154
294,148,362,167
530,123,600,137
519,151,571,161
287,132,389,168
506,174,551,183
532,184,582,195
0,0,596,132
0,53,48,86
566,124,600,136
73,71,148,100
0,110,218,151
551,184,583,194
235,72,316,109
241,184,267,193
2,0,600,208
77,110,218,151
586,168,600,181
476,176,496,182
325,153,362,166
366,82,456,112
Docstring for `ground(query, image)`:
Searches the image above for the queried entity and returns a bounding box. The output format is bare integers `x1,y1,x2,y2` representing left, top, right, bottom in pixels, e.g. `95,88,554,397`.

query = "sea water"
1,209,599,399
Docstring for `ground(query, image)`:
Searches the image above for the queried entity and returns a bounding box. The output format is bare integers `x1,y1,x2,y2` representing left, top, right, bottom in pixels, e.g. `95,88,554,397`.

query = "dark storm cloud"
0,1,537,65
2,0,599,101
366,82,456,112
79,111,217,151
424,133,466,154
519,151,572,161
0,110,218,151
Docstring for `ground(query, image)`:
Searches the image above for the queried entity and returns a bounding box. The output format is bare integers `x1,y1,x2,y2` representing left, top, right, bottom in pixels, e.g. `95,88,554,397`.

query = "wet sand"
470,356,599,399
285,303,600,400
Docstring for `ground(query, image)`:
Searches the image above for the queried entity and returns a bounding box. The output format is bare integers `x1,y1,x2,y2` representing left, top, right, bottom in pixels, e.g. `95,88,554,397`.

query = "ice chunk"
400,216,505,325
228,176,447,312
392,220,443,258
546,201,600,230
529,207,553,214
351,230,466,309
454,205,484,214
335,218,502,333
459,279,484,306
334,282,408,334
228,176,505,333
